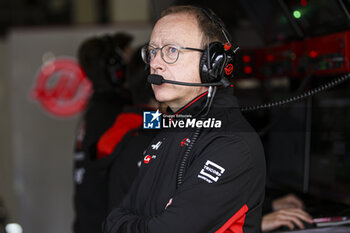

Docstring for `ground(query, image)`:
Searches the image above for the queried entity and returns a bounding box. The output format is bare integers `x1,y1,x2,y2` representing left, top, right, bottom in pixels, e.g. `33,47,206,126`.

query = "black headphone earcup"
102,35,125,87
106,61,125,86
199,42,226,84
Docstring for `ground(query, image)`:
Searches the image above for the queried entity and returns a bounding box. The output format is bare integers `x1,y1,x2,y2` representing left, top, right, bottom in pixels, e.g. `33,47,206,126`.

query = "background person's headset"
101,34,126,87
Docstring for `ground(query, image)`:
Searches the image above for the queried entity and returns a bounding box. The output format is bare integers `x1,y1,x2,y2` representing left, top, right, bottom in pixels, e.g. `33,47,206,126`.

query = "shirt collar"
167,91,209,116
166,88,239,116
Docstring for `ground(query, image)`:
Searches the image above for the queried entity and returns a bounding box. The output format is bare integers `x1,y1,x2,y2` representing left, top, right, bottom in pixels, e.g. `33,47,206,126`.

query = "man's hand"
272,193,304,211
261,208,313,232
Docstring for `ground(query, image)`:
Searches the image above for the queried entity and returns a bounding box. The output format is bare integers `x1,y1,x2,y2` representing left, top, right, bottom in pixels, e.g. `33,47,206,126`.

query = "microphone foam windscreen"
147,74,164,85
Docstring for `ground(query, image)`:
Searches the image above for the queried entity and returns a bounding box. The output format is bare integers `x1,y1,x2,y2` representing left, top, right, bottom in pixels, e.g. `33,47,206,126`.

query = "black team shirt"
103,89,266,233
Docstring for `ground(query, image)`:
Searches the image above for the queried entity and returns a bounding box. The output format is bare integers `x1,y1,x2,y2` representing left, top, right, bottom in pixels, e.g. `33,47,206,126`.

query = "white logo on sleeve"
151,141,162,150
198,160,225,183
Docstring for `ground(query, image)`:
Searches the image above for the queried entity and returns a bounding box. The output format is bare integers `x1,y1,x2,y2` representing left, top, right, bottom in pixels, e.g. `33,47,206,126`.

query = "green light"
293,10,301,19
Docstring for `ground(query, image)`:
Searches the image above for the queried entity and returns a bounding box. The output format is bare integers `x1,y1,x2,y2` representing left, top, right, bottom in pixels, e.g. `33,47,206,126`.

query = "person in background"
73,32,133,233
97,45,160,210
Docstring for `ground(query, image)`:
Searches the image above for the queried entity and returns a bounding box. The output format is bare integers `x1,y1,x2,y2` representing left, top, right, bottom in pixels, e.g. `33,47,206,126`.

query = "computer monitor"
265,97,309,193
308,87,350,205
264,81,350,207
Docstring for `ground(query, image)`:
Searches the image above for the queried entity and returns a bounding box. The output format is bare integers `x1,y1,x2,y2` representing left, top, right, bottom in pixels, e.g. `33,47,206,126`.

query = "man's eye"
167,46,178,54
150,49,157,55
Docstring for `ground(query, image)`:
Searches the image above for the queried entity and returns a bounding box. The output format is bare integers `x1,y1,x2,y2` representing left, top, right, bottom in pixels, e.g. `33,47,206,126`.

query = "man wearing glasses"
103,5,265,233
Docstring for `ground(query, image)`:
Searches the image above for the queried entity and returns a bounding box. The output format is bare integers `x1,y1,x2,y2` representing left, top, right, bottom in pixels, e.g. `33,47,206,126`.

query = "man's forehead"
149,13,202,46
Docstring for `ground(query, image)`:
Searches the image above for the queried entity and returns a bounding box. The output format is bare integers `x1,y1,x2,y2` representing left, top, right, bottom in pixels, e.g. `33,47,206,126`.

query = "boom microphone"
147,74,223,86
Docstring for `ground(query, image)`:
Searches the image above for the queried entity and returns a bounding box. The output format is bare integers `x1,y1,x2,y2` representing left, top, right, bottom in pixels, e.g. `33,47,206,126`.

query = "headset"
198,6,237,86
148,6,239,88
101,34,126,87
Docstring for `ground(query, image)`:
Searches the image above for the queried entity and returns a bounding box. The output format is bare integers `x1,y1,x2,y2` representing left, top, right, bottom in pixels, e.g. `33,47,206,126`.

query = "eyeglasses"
141,44,204,64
